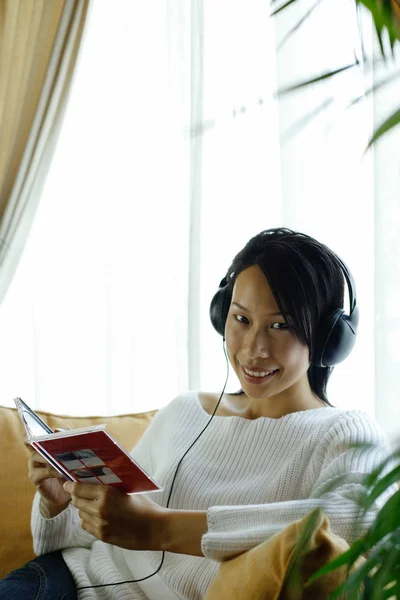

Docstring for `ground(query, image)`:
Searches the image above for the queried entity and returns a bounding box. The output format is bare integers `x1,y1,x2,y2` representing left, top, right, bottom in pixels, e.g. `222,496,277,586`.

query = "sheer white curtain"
0,1,192,416
0,0,399,444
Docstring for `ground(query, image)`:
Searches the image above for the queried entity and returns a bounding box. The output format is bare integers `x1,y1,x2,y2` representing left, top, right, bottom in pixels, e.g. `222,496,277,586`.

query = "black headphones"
209,255,359,368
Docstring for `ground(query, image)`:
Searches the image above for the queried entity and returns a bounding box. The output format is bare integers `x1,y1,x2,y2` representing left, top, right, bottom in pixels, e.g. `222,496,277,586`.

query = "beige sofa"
0,404,365,599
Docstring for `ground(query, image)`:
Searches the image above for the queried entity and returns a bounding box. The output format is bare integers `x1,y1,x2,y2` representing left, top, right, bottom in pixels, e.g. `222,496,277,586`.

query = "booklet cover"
15,397,162,495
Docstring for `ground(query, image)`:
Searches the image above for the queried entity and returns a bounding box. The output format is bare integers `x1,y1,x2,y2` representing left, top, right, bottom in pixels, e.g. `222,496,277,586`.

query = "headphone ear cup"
312,306,359,367
210,283,231,337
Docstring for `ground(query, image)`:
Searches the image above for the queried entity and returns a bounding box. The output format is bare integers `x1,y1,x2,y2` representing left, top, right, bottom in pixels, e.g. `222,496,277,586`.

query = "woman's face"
225,265,313,407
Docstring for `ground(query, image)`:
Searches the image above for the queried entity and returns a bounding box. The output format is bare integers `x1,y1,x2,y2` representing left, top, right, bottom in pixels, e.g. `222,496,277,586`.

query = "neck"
228,381,325,420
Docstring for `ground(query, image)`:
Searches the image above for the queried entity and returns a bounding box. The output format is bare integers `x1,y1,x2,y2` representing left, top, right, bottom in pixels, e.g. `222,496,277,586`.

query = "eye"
235,314,249,325
271,322,289,330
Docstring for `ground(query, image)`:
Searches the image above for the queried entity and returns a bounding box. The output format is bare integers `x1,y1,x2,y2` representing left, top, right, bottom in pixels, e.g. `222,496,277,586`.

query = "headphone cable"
62,340,230,598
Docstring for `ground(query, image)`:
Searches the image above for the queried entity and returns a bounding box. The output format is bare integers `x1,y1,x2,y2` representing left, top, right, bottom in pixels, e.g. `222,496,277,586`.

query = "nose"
244,326,271,359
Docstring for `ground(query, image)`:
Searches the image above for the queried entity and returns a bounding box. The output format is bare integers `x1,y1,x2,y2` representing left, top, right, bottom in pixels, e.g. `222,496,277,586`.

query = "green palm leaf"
362,465,400,510
356,0,400,56
270,0,400,145
276,0,324,50
285,440,400,599
270,0,300,17
275,62,359,96
367,107,400,147
364,490,400,545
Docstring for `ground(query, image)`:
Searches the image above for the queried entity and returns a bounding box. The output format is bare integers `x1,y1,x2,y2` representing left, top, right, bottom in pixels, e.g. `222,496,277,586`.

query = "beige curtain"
0,0,91,304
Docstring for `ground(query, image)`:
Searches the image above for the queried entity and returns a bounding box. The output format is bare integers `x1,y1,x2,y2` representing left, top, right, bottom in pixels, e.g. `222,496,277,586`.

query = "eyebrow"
231,301,283,316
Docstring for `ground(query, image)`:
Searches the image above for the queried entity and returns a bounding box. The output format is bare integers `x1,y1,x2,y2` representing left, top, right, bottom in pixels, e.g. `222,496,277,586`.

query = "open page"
32,429,162,494
15,397,162,494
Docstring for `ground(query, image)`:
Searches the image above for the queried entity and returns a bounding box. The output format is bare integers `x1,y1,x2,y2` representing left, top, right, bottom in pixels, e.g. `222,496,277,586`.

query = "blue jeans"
0,551,77,600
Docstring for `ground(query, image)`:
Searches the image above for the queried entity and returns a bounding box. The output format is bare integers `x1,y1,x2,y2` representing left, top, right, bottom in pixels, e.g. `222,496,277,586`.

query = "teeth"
244,367,276,378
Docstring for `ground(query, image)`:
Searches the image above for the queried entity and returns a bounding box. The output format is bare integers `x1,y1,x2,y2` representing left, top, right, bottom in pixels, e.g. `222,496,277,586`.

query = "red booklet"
15,397,162,495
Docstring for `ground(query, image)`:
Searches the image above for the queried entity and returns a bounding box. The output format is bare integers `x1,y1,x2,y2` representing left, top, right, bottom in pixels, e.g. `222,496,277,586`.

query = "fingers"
72,496,100,515
29,451,59,471
29,465,60,486
29,450,50,467
28,452,63,483
77,512,104,538
29,460,63,480
64,481,109,501
78,509,105,526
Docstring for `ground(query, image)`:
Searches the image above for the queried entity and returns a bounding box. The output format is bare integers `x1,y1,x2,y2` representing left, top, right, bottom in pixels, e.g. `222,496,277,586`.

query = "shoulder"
317,409,392,460
198,391,242,417
137,392,199,440
151,391,200,421
330,409,388,441
197,391,217,414
131,392,201,454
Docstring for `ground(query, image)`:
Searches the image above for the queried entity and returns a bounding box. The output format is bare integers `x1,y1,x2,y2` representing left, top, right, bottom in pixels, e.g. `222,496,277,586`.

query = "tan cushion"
0,405,156,578
205,508,366,600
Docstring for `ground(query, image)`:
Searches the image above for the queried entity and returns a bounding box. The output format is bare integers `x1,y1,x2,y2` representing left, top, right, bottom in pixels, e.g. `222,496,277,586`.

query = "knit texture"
31,391,397,599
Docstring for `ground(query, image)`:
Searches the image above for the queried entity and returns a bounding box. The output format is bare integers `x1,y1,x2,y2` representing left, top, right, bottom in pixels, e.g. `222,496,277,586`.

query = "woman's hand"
28,451,71,513
63,481,166,551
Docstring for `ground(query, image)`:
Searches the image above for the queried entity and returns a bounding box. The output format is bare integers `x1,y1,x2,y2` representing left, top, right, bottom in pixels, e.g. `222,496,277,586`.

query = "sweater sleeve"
201,411,398,562
31,492,97,555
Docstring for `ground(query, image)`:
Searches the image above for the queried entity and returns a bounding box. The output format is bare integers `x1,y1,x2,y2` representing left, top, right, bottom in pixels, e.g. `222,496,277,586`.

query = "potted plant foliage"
284,442,400,598
272,0,400,147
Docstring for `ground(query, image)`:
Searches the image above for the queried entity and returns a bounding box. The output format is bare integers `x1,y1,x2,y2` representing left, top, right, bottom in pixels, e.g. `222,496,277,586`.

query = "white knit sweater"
31,391,397,600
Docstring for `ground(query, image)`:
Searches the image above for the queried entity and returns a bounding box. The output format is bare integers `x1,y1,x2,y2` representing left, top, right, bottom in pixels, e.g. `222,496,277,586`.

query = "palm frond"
356,0,400,57
275,62,359,96
270,0,302,17
280,97,334,143
367,107,400,147
270,0,400,145
286,445,400,599
277,0,324,50
346,68,400,109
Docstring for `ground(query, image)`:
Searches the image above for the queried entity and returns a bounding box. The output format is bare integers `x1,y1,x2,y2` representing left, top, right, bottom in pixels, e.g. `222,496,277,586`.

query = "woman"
1,227,396,599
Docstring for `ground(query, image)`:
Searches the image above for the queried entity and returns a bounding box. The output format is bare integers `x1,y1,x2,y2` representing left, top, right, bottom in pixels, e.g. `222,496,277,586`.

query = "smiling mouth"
241,365,279,384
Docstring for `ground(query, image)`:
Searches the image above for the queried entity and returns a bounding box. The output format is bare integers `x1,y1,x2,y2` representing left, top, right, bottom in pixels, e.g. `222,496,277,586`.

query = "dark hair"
225,228,346,406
